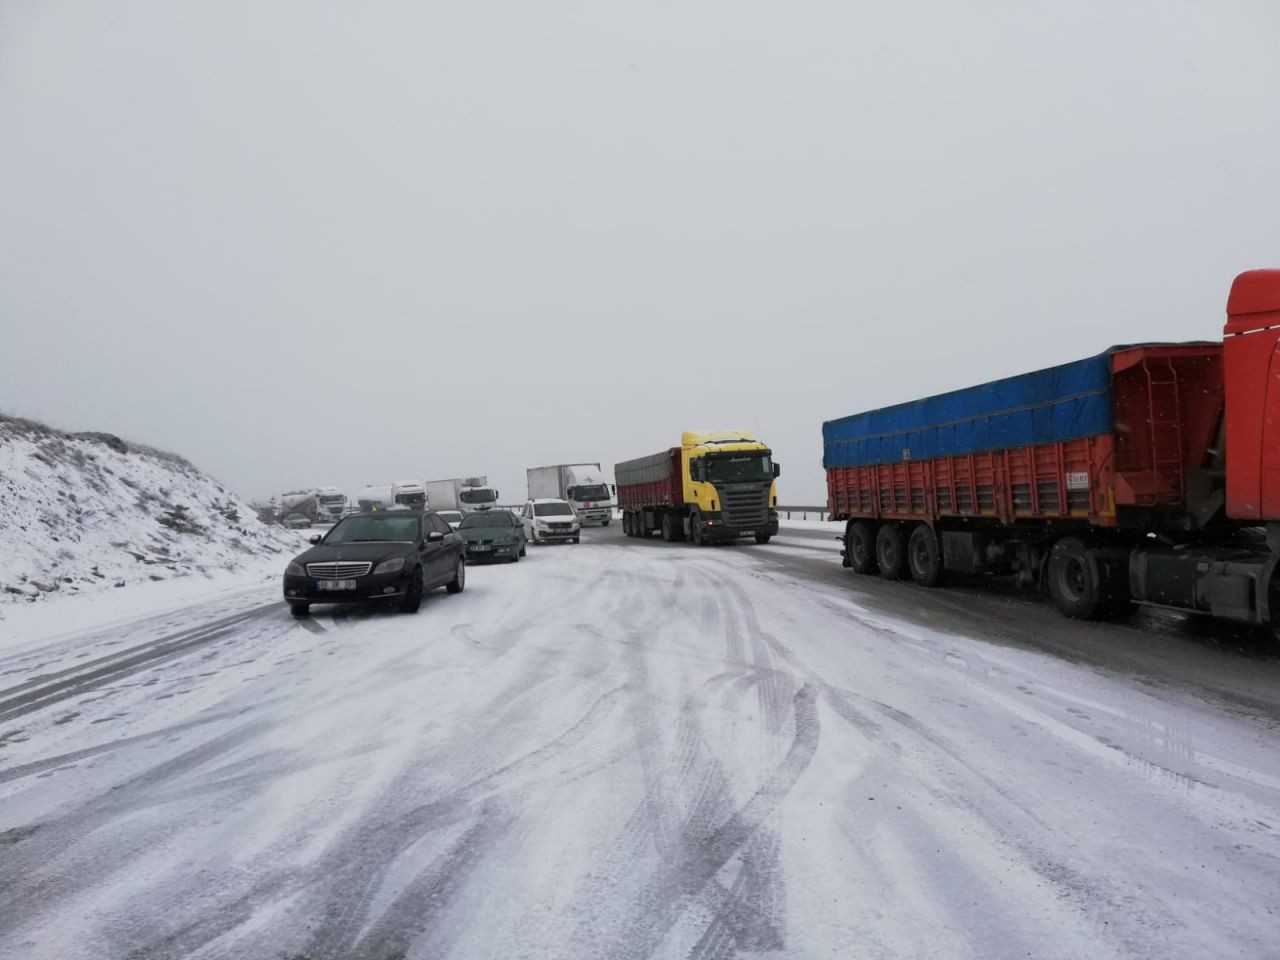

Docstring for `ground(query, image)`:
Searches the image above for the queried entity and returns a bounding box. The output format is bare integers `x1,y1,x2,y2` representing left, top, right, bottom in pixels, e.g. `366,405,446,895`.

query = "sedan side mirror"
309,535,322,545
427,531,444,543
773,464,781,478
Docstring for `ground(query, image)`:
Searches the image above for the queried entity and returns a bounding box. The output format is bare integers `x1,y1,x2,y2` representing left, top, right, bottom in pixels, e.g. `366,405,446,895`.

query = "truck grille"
721,488,768,528
306,561,372,579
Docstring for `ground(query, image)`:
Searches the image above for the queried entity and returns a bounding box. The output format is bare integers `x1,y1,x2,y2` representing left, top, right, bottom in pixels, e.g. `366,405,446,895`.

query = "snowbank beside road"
0,414,298,606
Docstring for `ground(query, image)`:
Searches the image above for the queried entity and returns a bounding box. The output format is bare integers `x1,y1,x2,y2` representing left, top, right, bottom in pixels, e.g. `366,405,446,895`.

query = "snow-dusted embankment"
0,414,295,604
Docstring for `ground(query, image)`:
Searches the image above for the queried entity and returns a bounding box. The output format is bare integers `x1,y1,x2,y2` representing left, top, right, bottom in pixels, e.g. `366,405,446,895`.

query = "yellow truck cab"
615,430,781,544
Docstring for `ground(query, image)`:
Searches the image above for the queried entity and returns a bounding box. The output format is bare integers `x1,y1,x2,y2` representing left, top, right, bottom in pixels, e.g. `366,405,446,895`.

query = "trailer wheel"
846,521,878,575
907,524,943,586
875,524,906,580
661,514,678,541
1048,537,1104,619
623,512,633,537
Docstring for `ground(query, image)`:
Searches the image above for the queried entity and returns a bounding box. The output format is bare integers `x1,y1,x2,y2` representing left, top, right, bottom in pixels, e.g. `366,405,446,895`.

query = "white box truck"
527,464,614,526
424,476,499,512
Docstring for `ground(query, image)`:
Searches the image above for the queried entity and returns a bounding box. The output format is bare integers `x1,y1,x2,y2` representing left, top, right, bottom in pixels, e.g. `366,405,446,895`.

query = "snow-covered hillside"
0,414,296,603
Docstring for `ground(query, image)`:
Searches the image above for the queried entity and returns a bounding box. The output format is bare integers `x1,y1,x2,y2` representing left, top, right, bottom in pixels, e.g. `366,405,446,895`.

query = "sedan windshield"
705,454,772,483
324,516,419,543
534,502,574,517
460,512,513,529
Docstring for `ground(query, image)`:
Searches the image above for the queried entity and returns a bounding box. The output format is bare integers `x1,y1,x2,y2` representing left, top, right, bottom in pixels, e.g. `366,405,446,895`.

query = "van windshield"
534,502,574,517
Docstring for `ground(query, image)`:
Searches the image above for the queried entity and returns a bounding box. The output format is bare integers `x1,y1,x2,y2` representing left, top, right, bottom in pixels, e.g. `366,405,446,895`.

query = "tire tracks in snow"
0,602,281,724
564,553,817,958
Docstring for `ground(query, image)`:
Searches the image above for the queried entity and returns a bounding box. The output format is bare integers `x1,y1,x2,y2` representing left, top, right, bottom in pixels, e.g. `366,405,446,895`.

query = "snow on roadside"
0,549,301,655
0,414,299,609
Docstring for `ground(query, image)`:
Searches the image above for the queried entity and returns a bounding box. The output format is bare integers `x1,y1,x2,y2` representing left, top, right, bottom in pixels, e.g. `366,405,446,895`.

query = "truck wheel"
754,532,772,544
907,524,943,587
623,512,633,536
1047,538,1103,618
661,514,677,541
875,524,906,580
846,522,878,574
289,602,310,618
690,513,706,546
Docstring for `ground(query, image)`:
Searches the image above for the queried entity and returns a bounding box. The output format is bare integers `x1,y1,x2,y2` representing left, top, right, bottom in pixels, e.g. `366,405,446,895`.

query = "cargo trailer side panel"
615,448,683,511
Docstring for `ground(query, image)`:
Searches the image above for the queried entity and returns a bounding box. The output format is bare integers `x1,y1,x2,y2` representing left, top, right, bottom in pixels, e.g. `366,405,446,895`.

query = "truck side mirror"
610,484,616,495
773,464,781,478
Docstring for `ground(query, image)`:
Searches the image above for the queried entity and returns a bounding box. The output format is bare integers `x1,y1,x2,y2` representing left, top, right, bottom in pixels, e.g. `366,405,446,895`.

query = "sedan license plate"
470,544,492,552
317,579,357,591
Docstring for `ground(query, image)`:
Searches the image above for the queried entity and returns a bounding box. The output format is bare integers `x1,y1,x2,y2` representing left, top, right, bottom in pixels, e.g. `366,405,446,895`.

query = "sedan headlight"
286,562,304,576
494,537,515,546
372,557,405,575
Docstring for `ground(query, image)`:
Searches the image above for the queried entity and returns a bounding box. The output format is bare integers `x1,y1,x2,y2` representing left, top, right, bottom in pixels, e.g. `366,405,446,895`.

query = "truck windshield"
394,492,426,507
460,489,496,504
324,516,419,543
705,454,772,483
569,484,610,501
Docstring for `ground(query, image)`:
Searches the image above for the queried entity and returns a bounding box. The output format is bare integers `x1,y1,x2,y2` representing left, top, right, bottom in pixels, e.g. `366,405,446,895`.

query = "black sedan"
457,510,527,563
282,511,465,617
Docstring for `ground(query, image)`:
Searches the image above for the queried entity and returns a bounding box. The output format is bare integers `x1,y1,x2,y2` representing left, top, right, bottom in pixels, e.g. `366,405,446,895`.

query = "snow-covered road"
1,527,1278,959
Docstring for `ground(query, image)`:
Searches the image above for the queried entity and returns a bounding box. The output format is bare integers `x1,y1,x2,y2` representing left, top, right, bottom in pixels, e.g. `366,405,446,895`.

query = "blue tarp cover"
822,351,1114,469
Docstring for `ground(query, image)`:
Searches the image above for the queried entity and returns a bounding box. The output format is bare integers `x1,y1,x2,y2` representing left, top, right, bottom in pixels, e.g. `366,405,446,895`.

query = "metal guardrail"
776,504,831,521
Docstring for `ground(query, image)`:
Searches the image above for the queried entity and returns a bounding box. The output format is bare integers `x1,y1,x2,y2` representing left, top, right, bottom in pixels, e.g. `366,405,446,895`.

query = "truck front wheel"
875,524,906,580
1048,537,1105,619
690,513,706,546
661,514,678,541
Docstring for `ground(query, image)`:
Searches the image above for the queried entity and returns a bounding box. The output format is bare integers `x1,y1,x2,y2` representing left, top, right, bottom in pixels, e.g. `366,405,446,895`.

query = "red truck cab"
1224,269,1280,521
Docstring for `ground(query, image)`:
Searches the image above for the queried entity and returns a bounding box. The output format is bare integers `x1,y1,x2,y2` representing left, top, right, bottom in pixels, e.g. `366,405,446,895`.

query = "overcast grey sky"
2,0,1278,505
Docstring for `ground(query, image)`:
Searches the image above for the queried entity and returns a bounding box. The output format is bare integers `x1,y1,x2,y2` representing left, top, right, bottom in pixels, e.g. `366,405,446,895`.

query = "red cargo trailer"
616,447,683,538
823,270,1280,627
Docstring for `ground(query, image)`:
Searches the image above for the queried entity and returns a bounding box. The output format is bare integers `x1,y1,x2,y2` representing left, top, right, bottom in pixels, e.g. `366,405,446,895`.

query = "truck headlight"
286,562,304,576
373,557,405,575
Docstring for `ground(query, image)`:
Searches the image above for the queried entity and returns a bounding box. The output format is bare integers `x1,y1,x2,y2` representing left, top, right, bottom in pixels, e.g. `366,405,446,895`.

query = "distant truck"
356,481,428,511
279,489,321,523
424,476,500,512
527,463,615,526
616,431,780,544
316,486,348,522
391,480,427,509
279,487,346,523
823,268,1280,629
356,484,393,512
